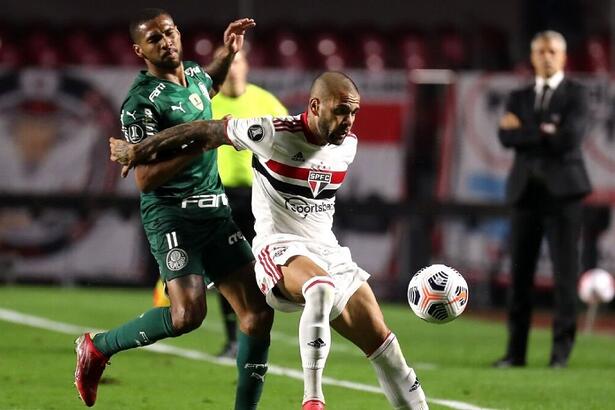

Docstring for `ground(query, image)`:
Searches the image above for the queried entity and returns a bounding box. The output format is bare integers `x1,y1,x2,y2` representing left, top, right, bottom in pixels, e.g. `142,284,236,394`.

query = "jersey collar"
300,112,323,145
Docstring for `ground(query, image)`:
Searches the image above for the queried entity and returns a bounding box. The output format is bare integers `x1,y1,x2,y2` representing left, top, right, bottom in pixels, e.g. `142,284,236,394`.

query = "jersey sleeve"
120,96,160,145
226,116,276,160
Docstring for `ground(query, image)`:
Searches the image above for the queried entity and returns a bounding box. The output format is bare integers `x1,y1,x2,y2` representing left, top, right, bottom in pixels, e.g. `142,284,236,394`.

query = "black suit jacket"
498,78,592,203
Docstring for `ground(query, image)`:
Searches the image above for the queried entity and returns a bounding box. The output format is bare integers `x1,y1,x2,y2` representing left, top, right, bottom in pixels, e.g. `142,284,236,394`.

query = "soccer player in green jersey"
74,9,273,409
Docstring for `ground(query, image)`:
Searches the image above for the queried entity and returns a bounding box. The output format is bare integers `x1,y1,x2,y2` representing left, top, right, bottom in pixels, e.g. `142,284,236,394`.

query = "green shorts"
143,213,254,283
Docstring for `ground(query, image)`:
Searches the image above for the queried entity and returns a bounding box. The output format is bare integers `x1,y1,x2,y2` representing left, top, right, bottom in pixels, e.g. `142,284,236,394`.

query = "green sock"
92,307,175,357
234,331,270,410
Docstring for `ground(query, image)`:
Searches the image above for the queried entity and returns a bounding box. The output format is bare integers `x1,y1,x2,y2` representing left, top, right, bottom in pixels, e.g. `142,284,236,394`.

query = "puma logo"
171,102,186,113
125,110,137,120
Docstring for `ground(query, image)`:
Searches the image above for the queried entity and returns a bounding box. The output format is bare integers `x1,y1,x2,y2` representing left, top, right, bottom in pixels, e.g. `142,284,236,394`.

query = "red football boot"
302,399,325,410
74,333,109,407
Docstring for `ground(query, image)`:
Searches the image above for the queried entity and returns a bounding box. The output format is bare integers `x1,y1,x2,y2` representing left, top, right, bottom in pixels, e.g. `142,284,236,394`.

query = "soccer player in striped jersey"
110,71,429,410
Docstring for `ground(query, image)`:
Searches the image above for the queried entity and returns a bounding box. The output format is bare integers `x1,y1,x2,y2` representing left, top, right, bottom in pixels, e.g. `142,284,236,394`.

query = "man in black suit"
494,30,592,368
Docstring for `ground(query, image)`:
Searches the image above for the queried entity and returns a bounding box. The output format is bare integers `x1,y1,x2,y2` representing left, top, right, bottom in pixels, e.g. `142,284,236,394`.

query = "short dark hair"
129,8,171,43
309,71,359,99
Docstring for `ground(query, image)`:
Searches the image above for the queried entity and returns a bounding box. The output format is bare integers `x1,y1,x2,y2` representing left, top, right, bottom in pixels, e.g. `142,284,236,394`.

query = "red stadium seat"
104,29,140,66
30,45,63,67
358,32,388,71
23,28,64,67
0,37,23,68
312,31,347,70
585,35,610,73
65,29,106,66
398,32,428,70
242,37,268,68
436,28,469,69
272,30,308,70
184,30,218,65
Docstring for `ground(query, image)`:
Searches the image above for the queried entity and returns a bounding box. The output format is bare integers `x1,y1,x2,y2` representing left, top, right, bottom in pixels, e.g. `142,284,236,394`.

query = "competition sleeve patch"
120,102,159,144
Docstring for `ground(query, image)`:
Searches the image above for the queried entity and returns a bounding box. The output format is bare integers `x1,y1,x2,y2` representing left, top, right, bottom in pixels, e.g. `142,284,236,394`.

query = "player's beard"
157,49,183,69
318,116,346,145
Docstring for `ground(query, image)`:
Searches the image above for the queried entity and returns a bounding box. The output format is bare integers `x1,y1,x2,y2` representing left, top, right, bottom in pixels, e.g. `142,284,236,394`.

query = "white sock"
368,333,429,410
299,276,336,404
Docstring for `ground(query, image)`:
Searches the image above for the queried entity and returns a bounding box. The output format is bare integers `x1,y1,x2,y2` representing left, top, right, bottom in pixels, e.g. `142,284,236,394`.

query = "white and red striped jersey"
225,112,357,248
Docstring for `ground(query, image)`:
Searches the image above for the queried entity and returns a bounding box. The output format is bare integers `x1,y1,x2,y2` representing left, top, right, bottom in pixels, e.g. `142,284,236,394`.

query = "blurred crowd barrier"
0,67,613,307
0,68,411,288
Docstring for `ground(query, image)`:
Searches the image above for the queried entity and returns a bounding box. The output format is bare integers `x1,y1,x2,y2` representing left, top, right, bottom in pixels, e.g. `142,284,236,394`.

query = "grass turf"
0,285,613,410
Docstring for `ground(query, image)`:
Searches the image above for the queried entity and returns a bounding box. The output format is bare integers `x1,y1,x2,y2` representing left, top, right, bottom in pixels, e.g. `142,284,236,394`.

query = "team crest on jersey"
189,93,204,110
308,169,332,197
166,248,188,271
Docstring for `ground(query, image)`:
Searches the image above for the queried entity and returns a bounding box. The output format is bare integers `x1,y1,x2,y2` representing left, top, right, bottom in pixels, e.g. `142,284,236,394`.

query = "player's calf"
368,332,429,410
300,276,336,405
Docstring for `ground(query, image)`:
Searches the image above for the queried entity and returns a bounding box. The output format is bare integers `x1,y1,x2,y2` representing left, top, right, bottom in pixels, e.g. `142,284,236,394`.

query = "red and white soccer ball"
578,268,615,304
407,264,469,324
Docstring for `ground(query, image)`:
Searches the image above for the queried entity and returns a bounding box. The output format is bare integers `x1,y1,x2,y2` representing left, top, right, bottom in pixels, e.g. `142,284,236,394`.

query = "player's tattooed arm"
109,120,228,167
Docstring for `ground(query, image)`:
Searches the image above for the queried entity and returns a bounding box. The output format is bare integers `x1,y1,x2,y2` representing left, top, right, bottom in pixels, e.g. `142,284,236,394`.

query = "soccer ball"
578,268,615,304
407,264,469,324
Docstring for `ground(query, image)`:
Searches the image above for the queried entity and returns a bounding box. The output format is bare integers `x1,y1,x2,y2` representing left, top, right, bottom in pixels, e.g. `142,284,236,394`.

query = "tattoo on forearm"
133,120,228,163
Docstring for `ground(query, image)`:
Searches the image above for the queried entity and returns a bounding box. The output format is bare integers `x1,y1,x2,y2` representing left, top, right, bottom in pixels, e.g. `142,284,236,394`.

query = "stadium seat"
31,46,63,67
0,38,23,68
184,30,218,65
23,28,63,67
585,35,610,73
397,31,428,70
311,30,348,70
104,28,140,66
65,29,106,66
357,31,388,71
242,37,268,68
435,28,469,69
272,30,308,70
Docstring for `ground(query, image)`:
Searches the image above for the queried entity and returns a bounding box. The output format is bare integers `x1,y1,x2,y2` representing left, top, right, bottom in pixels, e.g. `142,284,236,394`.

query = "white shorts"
253,234,370,319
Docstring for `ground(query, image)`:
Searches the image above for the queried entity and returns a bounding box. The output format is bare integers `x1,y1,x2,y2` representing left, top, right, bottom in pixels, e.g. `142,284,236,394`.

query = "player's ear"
309,98,320,116
133,43,144,59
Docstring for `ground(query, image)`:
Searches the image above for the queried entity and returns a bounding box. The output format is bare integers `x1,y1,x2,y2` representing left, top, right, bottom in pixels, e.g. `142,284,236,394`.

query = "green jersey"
120,61,229,222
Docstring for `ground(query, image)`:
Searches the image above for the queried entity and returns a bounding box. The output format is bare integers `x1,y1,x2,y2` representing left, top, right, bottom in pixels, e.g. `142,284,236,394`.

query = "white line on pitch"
0,308,494,410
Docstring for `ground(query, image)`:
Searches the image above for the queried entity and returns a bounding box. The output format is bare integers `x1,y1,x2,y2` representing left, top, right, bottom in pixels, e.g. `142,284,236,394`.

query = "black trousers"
506,183,583,363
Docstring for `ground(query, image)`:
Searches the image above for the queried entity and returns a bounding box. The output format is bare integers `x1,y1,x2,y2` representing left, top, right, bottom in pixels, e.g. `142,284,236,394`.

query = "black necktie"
537,84,551,116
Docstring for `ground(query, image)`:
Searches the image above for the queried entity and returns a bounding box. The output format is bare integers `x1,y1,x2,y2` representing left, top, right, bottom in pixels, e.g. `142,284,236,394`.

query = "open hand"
223,18,256,54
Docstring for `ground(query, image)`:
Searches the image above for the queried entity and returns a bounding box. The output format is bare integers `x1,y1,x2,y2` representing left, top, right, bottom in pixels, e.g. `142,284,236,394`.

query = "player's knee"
238,306,273,336
171,303,206,334
302,277,336,318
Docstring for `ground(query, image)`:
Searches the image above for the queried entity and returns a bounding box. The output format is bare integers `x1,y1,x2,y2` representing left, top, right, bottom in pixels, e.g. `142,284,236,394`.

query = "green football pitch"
0,285,613,410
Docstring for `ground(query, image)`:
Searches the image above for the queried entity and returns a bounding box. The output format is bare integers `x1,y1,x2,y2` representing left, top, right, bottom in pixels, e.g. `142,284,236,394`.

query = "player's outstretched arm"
109,119,228,167
205,18,255,94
